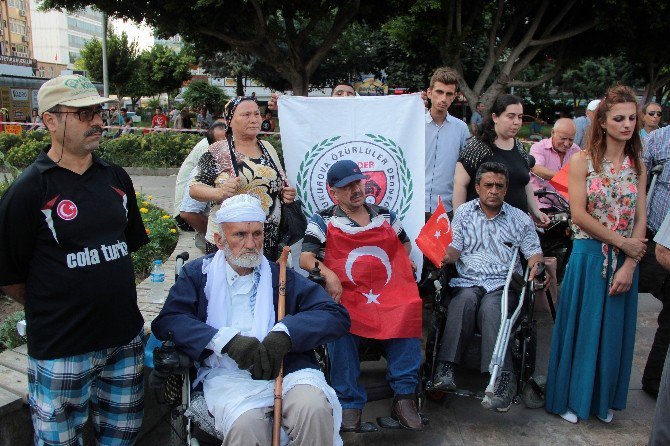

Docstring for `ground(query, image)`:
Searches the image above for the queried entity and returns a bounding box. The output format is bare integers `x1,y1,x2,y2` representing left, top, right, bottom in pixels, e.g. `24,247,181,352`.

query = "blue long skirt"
545,238,639,420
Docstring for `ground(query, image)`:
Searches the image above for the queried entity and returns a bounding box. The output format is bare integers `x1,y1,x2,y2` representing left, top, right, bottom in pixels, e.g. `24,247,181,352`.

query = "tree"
41,0,387,96
384,0,598,112
198,50,261,97
558,56,643,108
79,31,139,101
182,80,228,114
142,45,193,103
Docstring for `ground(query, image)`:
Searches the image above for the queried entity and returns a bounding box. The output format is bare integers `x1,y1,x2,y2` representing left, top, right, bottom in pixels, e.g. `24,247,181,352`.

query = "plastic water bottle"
150,260,166,304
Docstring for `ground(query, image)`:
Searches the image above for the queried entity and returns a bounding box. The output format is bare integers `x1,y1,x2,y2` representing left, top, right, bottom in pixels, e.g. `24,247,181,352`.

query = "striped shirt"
655,211,670,250
450,199,543,292
302,204,409,260
644,126,670,233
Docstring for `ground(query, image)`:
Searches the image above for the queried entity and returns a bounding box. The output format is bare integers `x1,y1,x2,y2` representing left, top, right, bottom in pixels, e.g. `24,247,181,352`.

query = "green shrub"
0,310,26,349
6,140,43,168
23,130,50,143
133,193,179,275
99,134,143,166
0,151,19,199
139,132,199,167
0,133,22,153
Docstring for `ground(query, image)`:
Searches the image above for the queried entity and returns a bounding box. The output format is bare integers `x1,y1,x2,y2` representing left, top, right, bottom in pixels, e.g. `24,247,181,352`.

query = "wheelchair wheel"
169,409,187,446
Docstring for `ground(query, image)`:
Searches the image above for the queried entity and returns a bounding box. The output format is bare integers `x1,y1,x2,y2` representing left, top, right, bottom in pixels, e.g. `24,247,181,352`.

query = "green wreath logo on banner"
296,134,414,219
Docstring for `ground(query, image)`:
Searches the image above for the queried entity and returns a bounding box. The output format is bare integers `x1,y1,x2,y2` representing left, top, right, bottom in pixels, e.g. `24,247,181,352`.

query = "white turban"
215,194,266,224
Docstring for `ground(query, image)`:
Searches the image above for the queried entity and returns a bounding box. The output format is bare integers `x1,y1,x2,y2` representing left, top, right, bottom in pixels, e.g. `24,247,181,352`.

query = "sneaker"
559,409,578,424
432,361,457,391
486,371,517,412
597,409,614,423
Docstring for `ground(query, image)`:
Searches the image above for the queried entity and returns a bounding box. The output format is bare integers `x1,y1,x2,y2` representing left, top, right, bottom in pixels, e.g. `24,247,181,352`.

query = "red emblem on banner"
415,196,453,268
324,220,422,339
56,200,78,220
327,171,388,205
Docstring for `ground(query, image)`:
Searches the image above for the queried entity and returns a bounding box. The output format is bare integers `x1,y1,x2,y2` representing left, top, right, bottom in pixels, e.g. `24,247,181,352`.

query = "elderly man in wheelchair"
430,161,547,412
151,194,351,446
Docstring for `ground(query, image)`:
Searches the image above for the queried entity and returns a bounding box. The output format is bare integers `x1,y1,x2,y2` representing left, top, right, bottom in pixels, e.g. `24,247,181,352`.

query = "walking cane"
272,246,291,446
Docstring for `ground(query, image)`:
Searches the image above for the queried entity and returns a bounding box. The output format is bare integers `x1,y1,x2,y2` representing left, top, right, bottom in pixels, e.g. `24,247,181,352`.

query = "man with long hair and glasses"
0,75,149,445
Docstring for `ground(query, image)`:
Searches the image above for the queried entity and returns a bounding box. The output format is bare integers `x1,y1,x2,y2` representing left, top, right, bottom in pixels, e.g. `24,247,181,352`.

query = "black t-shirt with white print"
0,150,149,359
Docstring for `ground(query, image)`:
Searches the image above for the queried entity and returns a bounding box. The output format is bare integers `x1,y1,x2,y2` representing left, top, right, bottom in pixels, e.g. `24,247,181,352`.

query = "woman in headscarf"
189,97,296,260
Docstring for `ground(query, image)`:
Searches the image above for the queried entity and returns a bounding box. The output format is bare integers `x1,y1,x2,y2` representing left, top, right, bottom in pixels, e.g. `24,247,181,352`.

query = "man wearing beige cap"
0,75,149,445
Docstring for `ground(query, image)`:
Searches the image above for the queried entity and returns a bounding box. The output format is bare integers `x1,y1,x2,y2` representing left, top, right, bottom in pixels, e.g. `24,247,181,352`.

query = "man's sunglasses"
648,111,662,117
49,108,109,122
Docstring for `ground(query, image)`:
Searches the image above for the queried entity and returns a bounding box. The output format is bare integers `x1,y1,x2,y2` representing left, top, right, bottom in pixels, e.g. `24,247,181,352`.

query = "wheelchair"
422,249,547,410
534,188,572,284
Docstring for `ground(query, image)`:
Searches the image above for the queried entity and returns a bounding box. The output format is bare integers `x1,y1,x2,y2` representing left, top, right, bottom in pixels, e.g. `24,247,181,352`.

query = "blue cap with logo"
327,160,366,188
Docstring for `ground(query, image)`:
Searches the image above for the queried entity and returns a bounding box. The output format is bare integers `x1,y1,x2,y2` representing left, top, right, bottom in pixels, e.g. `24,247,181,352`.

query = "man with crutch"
431,162,545,412
152,194,350,445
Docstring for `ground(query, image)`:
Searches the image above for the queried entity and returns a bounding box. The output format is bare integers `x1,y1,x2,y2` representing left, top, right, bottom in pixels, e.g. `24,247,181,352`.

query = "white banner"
278,94,426,276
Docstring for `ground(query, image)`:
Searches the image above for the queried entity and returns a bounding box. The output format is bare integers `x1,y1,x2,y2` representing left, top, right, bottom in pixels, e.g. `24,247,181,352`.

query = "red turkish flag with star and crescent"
549,162,570,200
415,196,453,268
323,219,422,339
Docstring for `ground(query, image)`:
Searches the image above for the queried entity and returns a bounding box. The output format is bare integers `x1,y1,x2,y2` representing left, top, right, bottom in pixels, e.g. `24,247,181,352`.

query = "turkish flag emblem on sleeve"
324,220,422,339
549,163,570,200
415,197,453,268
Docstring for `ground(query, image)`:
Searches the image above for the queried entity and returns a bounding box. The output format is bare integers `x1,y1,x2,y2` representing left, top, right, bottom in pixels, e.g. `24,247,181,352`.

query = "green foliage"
142,45,193,99
139,132,199,167
98,133,200,167
132,194,179,275
80,31,139,100
98,134,143,166
0,133,22,153
0,151,19,198
6,140,44,168
0,310,26,350
23,130,51,143
182,81,228,114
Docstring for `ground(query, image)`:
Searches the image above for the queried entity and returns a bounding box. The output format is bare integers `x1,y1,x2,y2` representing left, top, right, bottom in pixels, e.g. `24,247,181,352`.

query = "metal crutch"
647,162,665,215
483,248,527,402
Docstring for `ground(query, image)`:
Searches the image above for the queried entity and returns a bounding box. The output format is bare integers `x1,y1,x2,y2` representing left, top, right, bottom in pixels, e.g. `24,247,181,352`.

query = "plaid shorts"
28,331,145,446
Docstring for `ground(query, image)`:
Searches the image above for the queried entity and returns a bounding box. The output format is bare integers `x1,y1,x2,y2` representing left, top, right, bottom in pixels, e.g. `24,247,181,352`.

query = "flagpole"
101,12,109,98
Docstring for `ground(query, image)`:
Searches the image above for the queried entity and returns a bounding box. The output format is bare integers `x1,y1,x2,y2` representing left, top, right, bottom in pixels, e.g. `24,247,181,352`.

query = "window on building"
48,67,54,78
9,19,26,36
69,51,80,63
8,0,26,11
68,34,91,49
11,43,28,58
67,17,103,36
37,67,45,78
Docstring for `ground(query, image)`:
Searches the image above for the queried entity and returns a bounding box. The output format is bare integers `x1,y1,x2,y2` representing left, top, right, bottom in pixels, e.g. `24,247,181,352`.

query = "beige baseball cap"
37,75,111,115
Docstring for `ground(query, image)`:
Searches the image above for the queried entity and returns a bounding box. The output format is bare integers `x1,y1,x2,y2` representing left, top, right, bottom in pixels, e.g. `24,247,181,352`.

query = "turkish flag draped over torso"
324,217,422,339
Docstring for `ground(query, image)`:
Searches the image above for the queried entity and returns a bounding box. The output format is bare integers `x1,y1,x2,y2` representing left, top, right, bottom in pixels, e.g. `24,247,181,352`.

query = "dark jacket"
151,254,350,375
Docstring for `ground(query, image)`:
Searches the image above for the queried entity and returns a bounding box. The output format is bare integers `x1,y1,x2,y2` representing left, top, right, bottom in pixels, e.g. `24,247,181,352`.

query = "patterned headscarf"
224,96,256,135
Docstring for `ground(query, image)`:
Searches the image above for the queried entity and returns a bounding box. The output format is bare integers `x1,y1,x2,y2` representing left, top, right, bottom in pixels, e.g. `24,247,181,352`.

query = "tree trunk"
291,77,309,96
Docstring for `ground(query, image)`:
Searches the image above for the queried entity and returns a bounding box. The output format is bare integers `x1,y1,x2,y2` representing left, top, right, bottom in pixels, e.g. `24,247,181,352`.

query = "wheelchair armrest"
153,346,193,374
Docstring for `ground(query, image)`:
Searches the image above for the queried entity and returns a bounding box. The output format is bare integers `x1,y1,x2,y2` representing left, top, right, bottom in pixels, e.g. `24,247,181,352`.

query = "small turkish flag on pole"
415,196,452,268
549,163,570,200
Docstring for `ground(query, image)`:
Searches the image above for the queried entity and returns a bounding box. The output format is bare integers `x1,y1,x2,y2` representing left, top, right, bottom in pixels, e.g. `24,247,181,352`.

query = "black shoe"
432,361,457,391
484,371,517,412
642,380,659,399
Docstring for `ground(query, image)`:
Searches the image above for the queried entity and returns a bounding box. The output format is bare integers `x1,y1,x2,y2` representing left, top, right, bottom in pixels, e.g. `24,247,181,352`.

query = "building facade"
30,1,103,68
0,0,35,76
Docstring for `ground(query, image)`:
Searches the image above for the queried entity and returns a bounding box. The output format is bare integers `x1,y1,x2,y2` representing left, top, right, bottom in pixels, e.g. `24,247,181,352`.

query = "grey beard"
222,242,262,268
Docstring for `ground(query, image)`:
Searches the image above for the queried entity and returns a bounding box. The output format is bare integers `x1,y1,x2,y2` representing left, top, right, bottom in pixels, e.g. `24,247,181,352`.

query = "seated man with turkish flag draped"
300,159,424,432
432,162,545,412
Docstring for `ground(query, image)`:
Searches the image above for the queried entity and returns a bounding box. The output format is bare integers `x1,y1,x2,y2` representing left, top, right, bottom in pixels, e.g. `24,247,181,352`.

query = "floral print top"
191,139,284,261
573,155,639,277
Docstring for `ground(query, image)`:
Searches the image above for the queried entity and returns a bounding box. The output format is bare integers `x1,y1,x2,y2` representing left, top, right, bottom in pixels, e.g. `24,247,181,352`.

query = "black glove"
223,334,260,370
251,332,291,380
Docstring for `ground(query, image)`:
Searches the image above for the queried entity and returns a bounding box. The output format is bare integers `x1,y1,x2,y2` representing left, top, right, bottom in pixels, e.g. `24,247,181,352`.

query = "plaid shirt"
644,127,670,232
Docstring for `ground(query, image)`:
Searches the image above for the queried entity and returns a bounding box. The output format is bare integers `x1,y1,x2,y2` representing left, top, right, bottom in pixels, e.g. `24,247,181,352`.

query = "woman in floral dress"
189,97,296,260
545,85,648,424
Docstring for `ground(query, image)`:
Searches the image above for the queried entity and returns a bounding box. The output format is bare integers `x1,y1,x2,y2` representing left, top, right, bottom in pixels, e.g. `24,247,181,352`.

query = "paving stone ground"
131,174,659,446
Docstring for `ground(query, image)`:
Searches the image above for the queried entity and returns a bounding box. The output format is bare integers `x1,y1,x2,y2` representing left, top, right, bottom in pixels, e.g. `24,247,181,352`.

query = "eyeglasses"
50,108,109,122
648,111,662,117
